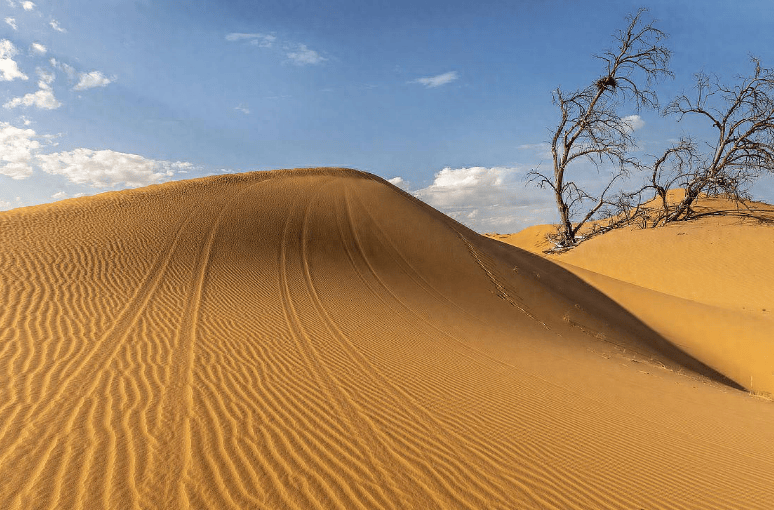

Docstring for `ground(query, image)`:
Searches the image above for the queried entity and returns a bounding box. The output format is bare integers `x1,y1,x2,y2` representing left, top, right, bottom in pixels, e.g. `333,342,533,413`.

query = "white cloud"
0,121,40,179
4,68,61,109
412,166,555,232
517,142,553,160
74,70,113,90
21,1,34,10
416,167,508,207
235,103,250,114
622,114,645,132
227,33,325,66
50,58,76,79
0,39,28,81
286,44,326,66
50,19,66,33
51,190,86,201
411,71,459,88
30,42,46,55
0,196,25,211
388,176,410,190
37,149,191,188
4,88,60,109
225,33,276,48
0,120,194,192
5,17,17,30
37,67,54,84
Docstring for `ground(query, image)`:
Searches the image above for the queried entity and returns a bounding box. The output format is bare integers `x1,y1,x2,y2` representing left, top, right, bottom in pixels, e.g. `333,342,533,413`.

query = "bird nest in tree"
596,75,618,91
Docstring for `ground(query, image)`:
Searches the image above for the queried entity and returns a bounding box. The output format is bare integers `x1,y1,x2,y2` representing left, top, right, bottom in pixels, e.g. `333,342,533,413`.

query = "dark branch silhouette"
655,57,774,222
528,8,672,247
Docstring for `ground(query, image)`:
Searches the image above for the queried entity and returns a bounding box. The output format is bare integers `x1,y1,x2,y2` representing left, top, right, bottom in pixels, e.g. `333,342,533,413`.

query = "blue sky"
2,0,773,231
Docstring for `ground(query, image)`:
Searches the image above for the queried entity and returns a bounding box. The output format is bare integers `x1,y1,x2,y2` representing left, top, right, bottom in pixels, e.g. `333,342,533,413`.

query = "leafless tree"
657,58,774,222
616,137,700,227
528,8,671,246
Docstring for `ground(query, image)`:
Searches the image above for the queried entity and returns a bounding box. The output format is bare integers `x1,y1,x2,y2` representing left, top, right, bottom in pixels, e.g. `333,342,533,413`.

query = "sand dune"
494,197,774,396
1,168,772,509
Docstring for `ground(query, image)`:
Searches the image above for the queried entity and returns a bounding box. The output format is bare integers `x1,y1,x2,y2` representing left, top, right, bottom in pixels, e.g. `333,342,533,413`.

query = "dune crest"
1,168,772,509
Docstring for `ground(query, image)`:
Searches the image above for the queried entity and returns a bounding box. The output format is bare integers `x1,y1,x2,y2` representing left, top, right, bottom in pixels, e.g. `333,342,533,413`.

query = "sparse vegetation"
644,58,774,226
528,8,671,247
532,9,774,250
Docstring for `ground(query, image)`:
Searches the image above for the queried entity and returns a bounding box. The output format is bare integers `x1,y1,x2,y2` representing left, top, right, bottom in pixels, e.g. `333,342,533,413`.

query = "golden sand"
1,169,772,509
494,196,774,396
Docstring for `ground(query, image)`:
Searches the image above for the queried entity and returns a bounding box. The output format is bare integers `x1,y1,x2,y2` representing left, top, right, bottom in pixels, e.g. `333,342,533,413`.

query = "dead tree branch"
528,8,672,247
662,57,774,222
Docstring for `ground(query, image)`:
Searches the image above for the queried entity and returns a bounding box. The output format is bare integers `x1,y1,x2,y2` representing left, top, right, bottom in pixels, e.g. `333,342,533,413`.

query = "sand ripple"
0,168,772,509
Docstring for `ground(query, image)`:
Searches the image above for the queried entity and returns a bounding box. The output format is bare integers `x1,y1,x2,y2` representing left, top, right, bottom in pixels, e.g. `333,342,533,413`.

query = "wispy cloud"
38,67,54,84
234,104,250,114
5,17,16,30
49,19,66,33
30,42,46,55
0,39,28,81
50,58,76,79
286,44,326,66
226,31,327,67
0,196,25,211
410,71,459,88
4,68,61,109
517,143,550,151
74,70,113,90
21,1,34,11
50,190,85,201
517,142,553,159
225,33,276,48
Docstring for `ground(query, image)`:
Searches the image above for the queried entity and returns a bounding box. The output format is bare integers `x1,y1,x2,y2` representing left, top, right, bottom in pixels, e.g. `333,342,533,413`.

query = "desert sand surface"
1,168,773,509
492,194,774,397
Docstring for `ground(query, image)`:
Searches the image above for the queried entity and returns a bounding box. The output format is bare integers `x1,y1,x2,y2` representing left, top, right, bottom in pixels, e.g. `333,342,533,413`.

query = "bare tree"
528,8,671,246
619,137,701,227
658,58,774,222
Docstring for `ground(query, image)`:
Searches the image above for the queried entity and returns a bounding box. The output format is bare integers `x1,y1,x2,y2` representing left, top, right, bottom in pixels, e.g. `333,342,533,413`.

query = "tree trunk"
654,188,669,227
668,187,700,222
554,188,574,245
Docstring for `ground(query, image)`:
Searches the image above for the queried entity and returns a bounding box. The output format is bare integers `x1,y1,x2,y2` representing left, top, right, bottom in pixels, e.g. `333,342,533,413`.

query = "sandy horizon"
1,167,772,509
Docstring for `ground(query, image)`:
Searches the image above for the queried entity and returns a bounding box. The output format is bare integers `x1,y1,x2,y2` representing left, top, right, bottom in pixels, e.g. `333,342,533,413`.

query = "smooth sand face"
493,196,774,396
1,169,772,509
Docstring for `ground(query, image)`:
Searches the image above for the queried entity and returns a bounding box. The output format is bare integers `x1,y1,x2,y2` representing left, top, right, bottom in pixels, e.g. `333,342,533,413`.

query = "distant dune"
1,168,772,509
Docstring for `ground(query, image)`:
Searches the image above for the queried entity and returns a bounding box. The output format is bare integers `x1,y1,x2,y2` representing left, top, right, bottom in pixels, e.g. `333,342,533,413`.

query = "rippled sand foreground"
1,168,772,509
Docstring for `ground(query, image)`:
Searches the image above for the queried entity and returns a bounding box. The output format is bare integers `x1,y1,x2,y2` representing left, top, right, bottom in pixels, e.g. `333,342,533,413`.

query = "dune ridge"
1,168,772,509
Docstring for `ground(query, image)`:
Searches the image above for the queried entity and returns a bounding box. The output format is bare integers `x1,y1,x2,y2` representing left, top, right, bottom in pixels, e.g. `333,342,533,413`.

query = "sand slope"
1,168,773,509
493,198,774,395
